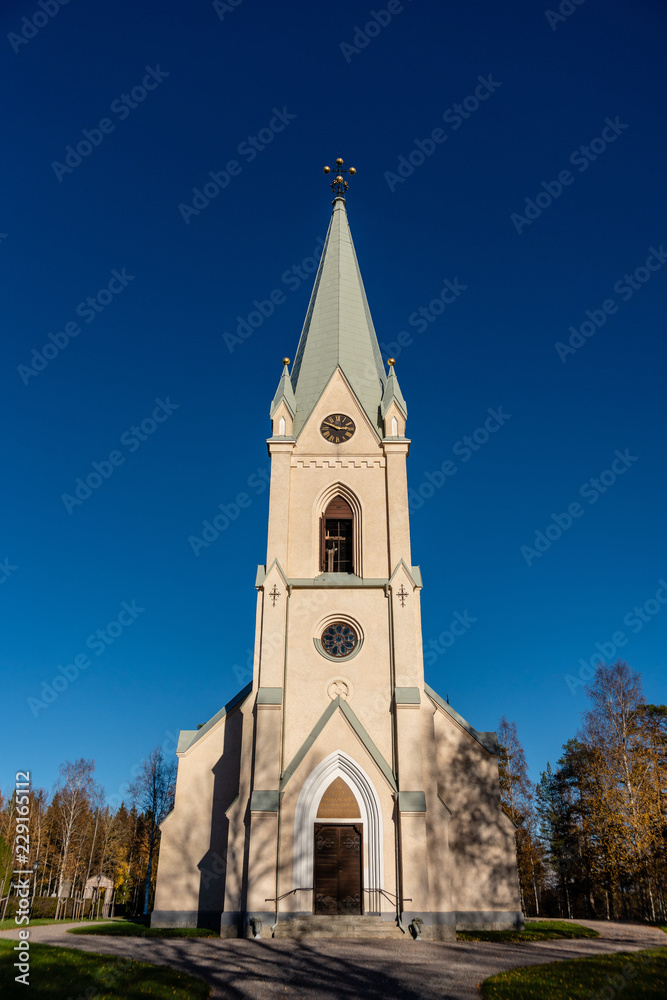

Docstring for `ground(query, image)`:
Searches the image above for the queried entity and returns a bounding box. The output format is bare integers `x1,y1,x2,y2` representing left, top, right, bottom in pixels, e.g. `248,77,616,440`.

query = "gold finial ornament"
323,157,357,197
388,358,395,366
282,357,290,366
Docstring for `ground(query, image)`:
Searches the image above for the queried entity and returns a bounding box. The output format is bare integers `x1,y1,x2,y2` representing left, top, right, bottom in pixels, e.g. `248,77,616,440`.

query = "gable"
293,368,385,457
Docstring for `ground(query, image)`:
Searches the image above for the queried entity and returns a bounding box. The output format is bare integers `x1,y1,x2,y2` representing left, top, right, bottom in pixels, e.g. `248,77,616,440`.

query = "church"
152,163,522,939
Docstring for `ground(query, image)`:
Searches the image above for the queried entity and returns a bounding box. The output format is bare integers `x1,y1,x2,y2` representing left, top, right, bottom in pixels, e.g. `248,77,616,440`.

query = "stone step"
271,915,408,939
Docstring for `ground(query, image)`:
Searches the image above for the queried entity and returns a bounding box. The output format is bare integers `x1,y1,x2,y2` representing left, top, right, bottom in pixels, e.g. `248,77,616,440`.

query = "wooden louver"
320,497,354,573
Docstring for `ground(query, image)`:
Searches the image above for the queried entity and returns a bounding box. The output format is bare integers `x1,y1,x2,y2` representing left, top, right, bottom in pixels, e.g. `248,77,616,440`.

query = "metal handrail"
363,888,412,904
264,887,412,906
265,887,312,902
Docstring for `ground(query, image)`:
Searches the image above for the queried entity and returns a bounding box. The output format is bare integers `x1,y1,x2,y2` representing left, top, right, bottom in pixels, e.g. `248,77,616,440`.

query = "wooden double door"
313,824,362,915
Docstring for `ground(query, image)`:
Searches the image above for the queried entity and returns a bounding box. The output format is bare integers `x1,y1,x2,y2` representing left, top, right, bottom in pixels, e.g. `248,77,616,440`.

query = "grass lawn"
0,918,98,931
457,919,599,943
69,919,218,938
481,946,667,999
0,939,210,999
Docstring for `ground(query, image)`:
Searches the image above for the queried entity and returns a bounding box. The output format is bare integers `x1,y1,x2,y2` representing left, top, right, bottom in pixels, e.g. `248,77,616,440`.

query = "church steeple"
288,196,387,439
153,180,523,940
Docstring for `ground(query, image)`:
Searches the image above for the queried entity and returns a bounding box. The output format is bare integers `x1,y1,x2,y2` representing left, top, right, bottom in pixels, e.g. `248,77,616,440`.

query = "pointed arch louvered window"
321,497,354,573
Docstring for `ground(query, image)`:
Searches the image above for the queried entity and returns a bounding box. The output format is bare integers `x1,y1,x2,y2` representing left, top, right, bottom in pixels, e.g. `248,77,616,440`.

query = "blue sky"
1,0,665,801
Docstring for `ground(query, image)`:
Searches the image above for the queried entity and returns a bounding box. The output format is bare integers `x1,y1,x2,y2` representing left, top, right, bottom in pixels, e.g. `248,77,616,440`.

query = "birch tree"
129,748,176,916
497,717,544,914
52,759,96,913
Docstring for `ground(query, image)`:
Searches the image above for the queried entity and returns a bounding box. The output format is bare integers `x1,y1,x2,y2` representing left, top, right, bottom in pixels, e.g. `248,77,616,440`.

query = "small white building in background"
83,875,114,899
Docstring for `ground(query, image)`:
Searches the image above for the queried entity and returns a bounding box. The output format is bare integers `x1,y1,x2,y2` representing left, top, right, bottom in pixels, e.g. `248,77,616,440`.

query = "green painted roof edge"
339,699,397,791
177,682,253,754
270,364,297,418
257,687,283,705
250,790,280,812
398,791,427,812
287,574,389,588
425,683,499,755
280,698,339,788
256,559,288,589
380,370,408,420
389,560,423,590
395,687,421,705
280,696,397,792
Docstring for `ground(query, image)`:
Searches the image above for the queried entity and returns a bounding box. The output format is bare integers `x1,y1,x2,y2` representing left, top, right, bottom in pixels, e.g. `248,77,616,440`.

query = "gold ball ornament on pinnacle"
388,358,395,366
323,158,356,196
282,358,290,366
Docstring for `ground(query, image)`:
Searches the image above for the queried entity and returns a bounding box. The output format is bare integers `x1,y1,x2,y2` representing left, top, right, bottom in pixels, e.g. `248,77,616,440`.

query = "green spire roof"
270,359,296,419
381,367,408,421
289,197,387,438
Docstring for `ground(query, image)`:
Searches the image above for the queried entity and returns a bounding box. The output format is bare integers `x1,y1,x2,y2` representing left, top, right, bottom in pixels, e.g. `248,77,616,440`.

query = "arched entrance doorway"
313,777,362,914
293,752,385,915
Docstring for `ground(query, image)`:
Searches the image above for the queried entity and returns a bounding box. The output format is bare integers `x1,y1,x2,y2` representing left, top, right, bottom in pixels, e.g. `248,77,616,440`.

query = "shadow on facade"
196,707,245,929
441,731,521,921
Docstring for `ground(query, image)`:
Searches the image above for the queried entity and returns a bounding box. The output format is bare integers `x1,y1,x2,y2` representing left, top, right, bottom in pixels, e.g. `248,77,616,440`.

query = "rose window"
321,623,358,657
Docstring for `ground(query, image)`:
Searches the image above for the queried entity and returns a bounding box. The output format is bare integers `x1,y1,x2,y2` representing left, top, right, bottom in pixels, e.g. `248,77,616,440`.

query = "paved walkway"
1,919,665,998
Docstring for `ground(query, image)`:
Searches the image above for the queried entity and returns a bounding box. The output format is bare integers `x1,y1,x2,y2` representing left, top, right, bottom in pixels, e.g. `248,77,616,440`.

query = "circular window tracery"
321,622,358,658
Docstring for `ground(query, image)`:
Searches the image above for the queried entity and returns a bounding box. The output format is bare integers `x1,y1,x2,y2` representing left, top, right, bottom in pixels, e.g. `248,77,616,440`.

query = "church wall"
420,701,453,915
280,588,393,770
255,573,287,690
282,372,389,581
391,572,425,690
277,709,398,917
384,445,412,568
152,702,246,928
286,462,389,580
433,708,522,921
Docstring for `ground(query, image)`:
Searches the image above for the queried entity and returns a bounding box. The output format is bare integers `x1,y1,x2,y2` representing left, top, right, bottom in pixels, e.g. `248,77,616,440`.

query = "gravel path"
1,918,665,998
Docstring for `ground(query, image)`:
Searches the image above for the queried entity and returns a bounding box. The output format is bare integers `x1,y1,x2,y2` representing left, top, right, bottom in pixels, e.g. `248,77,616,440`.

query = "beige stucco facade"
152,196,522,938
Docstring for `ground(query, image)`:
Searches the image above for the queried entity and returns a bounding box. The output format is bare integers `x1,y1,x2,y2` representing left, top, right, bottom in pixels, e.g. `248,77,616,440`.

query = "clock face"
320,413,355,443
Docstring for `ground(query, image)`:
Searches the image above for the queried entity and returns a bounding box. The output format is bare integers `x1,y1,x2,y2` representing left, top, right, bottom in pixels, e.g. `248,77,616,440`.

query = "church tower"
152,171,522,938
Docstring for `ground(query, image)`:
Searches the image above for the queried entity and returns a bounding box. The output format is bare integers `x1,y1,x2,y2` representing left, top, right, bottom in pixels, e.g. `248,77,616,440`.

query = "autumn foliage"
0,749,175,920
499,661,667,921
